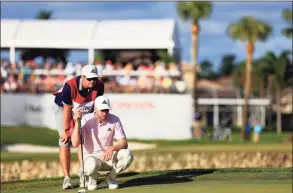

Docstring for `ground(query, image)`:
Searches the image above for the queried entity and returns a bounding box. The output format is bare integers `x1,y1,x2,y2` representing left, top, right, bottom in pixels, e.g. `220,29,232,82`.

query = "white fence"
1,94,193,140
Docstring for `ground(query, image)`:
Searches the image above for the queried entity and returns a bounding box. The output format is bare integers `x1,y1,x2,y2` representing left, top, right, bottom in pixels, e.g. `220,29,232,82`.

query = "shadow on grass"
121,169,217,188
118,172,140,178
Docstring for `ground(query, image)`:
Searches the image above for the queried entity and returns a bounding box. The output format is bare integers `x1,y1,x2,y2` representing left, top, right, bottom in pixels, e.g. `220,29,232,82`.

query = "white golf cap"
81,64,99,79
95,96,111,110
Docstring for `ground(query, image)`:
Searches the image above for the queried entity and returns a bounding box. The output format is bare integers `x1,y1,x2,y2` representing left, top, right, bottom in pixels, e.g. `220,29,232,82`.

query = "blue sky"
1,1,291,70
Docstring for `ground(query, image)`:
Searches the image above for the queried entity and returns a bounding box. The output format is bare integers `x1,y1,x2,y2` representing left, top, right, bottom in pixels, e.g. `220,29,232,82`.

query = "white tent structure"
1,19,180,64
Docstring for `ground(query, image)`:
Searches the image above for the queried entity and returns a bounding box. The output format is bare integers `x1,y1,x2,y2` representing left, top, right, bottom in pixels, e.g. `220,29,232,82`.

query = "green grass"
1,168,292,193
1,125,59,146
1,125,291,147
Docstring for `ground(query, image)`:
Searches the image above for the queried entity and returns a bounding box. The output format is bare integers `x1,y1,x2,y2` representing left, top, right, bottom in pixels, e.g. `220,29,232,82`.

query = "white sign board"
1,94,193,139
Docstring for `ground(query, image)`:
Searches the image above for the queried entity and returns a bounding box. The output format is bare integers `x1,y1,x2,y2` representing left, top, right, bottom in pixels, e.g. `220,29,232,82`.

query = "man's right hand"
60,131,70,143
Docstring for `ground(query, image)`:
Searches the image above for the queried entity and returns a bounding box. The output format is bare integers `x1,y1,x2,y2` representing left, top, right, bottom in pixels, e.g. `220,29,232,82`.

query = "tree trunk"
242,42,254,140
276,90,282,135
191,21,200,113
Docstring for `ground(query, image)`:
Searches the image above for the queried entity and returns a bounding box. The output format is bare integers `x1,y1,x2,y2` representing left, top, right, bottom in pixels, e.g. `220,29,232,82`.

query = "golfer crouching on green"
71,95,133,190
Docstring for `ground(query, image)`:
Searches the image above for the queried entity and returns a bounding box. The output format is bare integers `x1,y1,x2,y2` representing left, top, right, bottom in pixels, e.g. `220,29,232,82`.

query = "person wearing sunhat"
53,64,104,189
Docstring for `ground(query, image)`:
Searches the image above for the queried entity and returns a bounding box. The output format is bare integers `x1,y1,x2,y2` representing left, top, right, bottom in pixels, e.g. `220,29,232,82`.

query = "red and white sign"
1,94,193,140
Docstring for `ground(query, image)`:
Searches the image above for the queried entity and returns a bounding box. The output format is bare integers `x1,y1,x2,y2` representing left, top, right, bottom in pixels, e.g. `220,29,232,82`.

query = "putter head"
78,189,86,193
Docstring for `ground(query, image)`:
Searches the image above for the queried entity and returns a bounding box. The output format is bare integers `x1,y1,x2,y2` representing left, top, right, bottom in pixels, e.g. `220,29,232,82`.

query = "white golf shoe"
78,168,88,188
105,171,119,189
62,176,73,189
87,176,98,190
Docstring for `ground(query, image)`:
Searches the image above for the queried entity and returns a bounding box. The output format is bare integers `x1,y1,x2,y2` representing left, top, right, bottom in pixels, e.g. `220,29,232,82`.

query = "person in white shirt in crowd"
3,75,18,93
94,60,104,77
75,63,83,76
71,95,133,190
1,65,8,80
104,60,114,72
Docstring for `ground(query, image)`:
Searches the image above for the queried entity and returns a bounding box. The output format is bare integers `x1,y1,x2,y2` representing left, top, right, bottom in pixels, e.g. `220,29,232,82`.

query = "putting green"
1,168,292,193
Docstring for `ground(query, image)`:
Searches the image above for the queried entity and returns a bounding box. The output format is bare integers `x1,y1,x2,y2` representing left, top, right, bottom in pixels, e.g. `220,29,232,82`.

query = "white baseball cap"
95,96,111,110
81,64,99,79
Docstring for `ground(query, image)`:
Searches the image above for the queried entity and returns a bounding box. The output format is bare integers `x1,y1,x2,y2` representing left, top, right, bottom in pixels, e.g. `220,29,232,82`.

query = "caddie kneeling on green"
71,96,134,190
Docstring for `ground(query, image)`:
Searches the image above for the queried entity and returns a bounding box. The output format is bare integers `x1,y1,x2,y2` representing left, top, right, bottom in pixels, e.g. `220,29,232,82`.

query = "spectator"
1,65,8,80
3,75,18,93
75,63,83,76
137,75,147,93
94,60,104,76
154,61,168,77
192,113,203,139
0,75,5,93
21,61,32,83
104,60,114,72
161,76,172,93
168,62,180,76
253,119,263,143
173,77,186,93
7,63,20,76
124,62,133,75
244,119,251,141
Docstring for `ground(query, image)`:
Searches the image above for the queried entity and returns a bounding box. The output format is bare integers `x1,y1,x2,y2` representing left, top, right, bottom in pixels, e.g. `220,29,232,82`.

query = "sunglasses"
84,76,97,81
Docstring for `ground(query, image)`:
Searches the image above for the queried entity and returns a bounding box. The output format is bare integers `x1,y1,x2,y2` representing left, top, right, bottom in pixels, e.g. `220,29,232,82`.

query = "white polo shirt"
80,112,126,160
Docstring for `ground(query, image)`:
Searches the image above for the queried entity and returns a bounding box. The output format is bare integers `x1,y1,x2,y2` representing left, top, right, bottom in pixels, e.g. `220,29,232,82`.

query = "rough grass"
1,168,292,193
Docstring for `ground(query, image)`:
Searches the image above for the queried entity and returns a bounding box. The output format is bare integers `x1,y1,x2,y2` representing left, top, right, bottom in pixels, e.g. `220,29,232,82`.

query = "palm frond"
177,2,212,22
282,27,293,38
227,16,272,43
282,9,293,22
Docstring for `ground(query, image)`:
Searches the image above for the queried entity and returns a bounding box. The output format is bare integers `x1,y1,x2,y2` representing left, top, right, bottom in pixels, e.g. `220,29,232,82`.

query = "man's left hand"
104,146,114,161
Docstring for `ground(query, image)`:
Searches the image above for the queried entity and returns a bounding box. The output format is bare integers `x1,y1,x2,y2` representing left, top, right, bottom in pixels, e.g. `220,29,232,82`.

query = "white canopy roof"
1,19,179,50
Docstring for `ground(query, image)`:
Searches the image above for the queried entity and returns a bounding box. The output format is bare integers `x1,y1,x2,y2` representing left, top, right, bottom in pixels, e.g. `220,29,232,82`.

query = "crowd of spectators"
1,59,187,94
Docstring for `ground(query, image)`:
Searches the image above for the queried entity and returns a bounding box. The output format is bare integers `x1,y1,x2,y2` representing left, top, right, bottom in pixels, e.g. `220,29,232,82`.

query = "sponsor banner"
1,94,193,139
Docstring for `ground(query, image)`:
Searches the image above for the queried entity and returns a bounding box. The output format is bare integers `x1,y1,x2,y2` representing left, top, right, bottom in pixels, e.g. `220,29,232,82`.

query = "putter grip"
77,118,81,125
77,118,82,136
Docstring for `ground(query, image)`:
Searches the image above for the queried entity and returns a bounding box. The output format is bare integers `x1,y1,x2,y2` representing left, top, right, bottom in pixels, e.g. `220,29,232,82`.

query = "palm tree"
177,2,212,110
282,9,292,38
219,54,237,76
251,58,270,97
20,10,69,65
227,16,272,138
157,50,175,64
262,50,292,135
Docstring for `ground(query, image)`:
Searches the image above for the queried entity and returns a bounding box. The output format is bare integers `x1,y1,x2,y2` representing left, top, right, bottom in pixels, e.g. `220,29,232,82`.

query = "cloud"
227,10,282,21
52,2,176,20
200,20,229,35
54,9,144,20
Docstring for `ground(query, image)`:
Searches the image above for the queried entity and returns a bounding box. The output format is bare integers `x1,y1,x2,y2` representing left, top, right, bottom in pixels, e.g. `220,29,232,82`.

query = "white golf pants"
83,149,133,178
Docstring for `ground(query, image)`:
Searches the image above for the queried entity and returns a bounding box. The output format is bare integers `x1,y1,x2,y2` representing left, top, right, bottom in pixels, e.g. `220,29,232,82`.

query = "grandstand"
1,18,192,140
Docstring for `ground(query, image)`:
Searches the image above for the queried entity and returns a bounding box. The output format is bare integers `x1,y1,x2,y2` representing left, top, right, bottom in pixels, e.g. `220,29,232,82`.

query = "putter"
78,118,86,193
